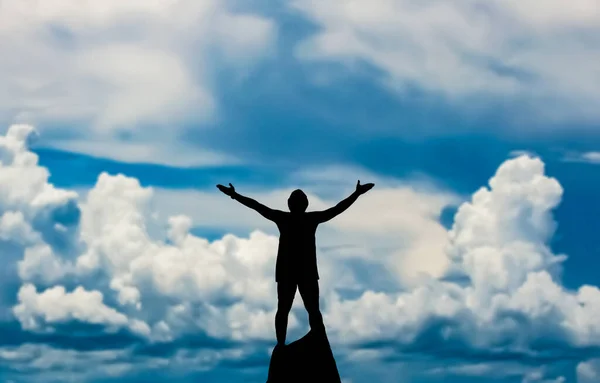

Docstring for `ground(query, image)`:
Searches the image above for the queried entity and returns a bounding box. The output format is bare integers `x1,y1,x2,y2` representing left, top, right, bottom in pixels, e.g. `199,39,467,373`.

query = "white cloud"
522,370,566,383
0,124,599,382
426,361,545,380
509,150,538,159
562,151,600,165
577,358,600,383
0,0,275,165
13,283,135,332
18,244,73,285
0,344,138,382
0,125,81,292
323,155,600,357
582,152,600,163
0,342,257,382
44,138,241,167
292,0,600,125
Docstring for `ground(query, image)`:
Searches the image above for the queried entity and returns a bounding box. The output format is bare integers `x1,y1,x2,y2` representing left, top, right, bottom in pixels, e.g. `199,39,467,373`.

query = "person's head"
288,189,308,213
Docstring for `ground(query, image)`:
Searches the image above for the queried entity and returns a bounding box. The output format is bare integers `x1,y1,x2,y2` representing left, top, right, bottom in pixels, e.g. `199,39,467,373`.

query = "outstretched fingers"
216,183,235,196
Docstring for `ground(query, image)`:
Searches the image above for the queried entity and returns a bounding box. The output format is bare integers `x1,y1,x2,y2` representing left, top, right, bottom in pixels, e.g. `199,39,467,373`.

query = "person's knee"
305,301,321,315
277,300,293,316
303,293,321,315
305,301,322,317
308,310,325,329
276,283,296,313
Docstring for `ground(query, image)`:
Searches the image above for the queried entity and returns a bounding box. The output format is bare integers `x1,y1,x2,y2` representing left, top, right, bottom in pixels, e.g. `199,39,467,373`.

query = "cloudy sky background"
1,1,600,382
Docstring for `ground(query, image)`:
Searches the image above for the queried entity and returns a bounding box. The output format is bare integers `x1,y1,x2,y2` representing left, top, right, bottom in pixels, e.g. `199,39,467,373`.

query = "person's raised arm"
311,180,374,224
216,183,281,222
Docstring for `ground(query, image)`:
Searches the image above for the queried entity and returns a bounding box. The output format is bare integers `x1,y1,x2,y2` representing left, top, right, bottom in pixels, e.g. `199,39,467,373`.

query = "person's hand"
356,180,374,195
217,183,236,198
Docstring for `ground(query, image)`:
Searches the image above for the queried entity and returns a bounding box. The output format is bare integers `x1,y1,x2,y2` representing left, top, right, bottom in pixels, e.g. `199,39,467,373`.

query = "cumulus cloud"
322,155,600,368
292,0,600,124
13,284,135,333
0,124,599,382
0,125,80,287
0,0,275,165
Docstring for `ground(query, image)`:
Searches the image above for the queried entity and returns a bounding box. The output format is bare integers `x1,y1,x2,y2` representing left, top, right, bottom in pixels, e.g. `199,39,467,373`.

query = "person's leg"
275,281,297,345
298,279,325,333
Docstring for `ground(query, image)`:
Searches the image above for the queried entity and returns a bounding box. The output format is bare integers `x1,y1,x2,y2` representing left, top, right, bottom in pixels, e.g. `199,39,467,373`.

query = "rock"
266,330,341,383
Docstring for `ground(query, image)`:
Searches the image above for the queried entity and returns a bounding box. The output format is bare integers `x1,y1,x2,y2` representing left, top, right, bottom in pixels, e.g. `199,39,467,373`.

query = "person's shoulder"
272,209,289,221
304,211,321,223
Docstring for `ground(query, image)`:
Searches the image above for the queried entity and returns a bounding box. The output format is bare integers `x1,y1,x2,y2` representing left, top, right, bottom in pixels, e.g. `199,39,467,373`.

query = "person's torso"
274,213,320,280
276,213,318,257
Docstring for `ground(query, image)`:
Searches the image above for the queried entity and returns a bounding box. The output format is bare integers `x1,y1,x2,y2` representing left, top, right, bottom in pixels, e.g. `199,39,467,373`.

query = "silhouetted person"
217,180,374,346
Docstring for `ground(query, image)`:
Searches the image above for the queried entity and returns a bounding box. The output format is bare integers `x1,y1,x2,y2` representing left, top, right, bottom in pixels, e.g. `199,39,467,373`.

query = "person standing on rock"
216,181,374,346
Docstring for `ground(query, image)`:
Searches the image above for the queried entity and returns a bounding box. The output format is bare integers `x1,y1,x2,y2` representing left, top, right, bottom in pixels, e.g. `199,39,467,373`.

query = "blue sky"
1,1,600,382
